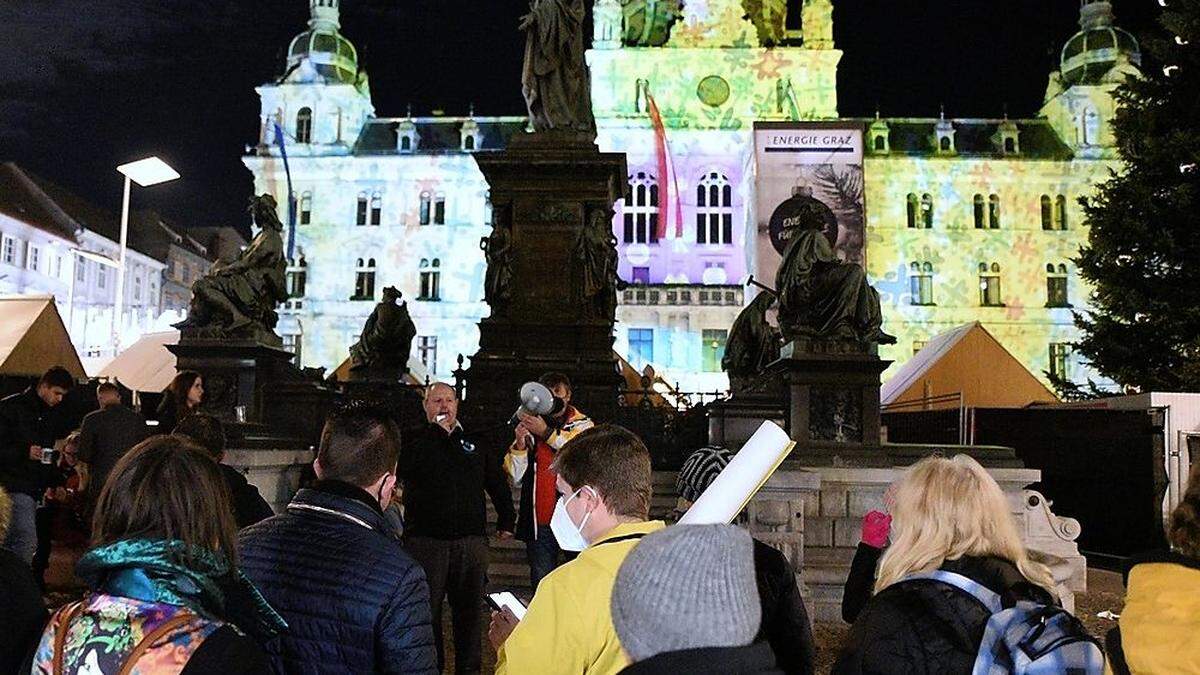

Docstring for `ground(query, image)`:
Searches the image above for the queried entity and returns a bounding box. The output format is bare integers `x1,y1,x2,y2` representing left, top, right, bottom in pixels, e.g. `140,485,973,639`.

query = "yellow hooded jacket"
1106,551,1200,675
495,520,667,675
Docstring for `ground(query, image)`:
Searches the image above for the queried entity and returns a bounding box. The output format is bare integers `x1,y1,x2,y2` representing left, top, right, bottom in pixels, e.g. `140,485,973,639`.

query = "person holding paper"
490,424,665,675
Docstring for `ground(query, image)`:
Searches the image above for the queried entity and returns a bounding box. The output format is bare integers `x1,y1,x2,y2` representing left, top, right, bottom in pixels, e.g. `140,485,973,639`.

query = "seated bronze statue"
349,286,416,372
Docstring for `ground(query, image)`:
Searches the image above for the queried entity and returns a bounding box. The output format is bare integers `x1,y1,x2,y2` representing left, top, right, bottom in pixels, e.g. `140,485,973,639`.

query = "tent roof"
881,322,1058,409
98,330,179,393
0,295,85,379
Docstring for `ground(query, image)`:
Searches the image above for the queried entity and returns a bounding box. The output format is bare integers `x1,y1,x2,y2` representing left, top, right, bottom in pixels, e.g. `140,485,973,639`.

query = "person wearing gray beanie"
611,524,782,674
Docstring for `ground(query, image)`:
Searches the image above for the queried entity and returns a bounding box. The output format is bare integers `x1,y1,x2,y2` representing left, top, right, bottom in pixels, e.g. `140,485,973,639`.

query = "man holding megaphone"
503,372,594,589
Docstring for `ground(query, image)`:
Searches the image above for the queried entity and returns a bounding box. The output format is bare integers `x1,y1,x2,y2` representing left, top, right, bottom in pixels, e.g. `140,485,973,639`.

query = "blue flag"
273,123,297,261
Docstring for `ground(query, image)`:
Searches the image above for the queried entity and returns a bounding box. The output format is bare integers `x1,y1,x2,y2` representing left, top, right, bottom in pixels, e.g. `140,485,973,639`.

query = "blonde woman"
833,454,1059,674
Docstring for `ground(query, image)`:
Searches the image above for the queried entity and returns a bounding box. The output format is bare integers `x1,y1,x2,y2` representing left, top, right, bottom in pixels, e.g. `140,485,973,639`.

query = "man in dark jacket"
0,486,47,673
401,382,515,674
173,413,274,528
0,366,73,564
77,382,148,513
239,407,437,674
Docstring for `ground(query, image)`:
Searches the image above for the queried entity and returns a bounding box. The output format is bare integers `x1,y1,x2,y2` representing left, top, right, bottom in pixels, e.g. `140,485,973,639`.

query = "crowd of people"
1,365,1199,673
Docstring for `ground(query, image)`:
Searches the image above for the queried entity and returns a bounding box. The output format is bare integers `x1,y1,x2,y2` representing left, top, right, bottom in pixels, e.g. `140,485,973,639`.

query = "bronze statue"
774,195,896,345
349,286,417,372
175,194,288,339
722,290,782,388
481,224,513,312
520,0,596,134
574,209,622,321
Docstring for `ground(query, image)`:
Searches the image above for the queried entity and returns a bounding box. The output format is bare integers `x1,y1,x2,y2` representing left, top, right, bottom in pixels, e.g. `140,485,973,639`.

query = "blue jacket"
238,481,437,674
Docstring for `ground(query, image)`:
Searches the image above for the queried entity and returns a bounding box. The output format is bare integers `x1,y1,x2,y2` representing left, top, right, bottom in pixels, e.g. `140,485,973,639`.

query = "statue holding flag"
520,0,596,135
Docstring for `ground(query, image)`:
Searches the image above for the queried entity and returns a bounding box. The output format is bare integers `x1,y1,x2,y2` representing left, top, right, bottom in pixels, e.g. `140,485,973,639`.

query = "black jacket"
77,404,149,504
219,464,274,529
0,546,46,674
753,540,816,675
621,642,783,674
0,388,60,495
238,480,437,674
833,556,1056,675
399,422,515,538
843,543,883,623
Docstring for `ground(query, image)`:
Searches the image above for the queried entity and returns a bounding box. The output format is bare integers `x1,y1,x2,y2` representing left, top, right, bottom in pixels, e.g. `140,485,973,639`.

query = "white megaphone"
510,382,559,425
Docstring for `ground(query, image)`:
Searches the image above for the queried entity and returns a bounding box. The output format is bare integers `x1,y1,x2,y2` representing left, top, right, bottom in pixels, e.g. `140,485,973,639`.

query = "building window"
419,258,441,301
419,191,432,225
282,333,303,363
628,328,654,366
98,265,108,289
909,262,934,305
988,194,1001,229
418,336,438,373
76,258,86,282
1040,195,1053,230
1082,107,1100,146
1049,343,1071,380
1046,263,1070,307
906,193,918,229
623,171,659,244
356,192,368,226
26,244,39,271
400,135,412,151
978,262,1002,306
370,191,382,226
133,273,142,301
874,135,886,152
973,194,985,229
353,258,376,300
631,266,650,284
463,135,475,151
434,194,446,225
1004,137,1016,153
920,193,933,228
286,257,307,310
1054,195,1068,230
701,329,728,372
2,236,18,265
300,191,312,225
939,135,952,152
702,261,727,284
695,171,733,245
296,107,313,144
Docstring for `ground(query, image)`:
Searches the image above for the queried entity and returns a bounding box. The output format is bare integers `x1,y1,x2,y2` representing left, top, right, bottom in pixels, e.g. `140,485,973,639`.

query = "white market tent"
0,295,86,379
98,330,179,393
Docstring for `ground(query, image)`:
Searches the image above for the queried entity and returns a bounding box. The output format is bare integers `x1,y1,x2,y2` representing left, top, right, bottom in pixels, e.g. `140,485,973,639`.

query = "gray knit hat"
610,524,761,662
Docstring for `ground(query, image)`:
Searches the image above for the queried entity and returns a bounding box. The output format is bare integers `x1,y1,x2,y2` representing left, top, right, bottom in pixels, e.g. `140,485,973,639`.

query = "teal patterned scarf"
77,539,287,641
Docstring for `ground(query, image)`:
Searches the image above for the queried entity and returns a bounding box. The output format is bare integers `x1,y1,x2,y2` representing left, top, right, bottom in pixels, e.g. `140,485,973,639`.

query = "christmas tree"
1068,0,1200,394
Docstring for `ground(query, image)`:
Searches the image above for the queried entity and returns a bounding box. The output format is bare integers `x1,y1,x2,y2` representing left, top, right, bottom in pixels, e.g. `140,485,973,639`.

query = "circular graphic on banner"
768,191,839,255
697,75,731,107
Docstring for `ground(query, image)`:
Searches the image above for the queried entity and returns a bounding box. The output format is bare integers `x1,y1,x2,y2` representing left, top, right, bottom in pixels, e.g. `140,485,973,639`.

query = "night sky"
0,0,1161,234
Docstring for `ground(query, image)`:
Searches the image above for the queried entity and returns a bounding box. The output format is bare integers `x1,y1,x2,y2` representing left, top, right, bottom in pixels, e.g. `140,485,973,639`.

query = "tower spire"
309,0,340,30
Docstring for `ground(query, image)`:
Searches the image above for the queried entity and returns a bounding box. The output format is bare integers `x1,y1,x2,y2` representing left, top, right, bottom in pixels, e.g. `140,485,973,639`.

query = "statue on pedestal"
349,286,416,373
520,0,596,134
574,208,623,321
722,290,782,389
481,223,513,313
773,195,896,345
175,194,288,340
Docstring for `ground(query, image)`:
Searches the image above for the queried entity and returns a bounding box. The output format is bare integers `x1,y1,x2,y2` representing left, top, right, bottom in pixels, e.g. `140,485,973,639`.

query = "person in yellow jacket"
1106,462,1200,675
489,424,665,675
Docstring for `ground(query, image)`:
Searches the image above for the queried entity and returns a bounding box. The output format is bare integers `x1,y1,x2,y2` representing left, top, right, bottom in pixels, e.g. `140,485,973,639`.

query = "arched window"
1040,195,1053,230
356,192,368,226
286,256,307,310
434,193,446,225
370,191,382,226
909,261,934,306
1082,107,1100,146
973,194,985,229
353,257,376,300
623,171,659,244
1054,194,1068,230
296,107,313,144
920,193,934,229
463,135,475,151
419,257,441,301
1046,263,1069,307
905,193,918,229
979,262,1002,306
939,136,952,152
988,194,1001,229
695,171,733,245
1004,137,1016,154
419,191,432,225
874,135,886,152
299,191,312,225
400,135,412,151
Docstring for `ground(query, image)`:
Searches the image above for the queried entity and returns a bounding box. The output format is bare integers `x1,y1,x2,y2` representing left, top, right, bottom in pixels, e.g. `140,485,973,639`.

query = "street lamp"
67,248,120,347
113,156,179,354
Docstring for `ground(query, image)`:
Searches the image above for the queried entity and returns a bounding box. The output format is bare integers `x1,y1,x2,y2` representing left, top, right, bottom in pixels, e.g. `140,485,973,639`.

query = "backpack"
903,570,1105,675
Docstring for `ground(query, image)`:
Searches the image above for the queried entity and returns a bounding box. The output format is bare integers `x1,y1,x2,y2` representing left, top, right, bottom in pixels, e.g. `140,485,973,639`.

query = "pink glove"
861,510,891,549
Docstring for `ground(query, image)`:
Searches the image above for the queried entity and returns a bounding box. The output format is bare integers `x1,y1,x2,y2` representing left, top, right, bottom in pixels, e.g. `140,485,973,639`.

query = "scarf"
76,539,287,641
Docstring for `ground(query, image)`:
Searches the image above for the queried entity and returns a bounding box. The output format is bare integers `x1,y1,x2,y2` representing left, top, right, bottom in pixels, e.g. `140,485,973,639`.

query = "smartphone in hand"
485,591,528,621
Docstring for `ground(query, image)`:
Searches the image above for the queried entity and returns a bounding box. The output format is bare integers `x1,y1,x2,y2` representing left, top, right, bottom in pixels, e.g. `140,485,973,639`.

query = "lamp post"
113,157,179,354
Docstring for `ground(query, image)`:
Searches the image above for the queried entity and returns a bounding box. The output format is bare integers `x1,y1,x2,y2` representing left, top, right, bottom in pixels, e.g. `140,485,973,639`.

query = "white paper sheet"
677,421,795,525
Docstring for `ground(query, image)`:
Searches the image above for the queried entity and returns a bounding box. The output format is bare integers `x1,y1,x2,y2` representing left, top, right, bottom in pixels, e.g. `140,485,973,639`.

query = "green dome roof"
1061,0,1140,86
286,0,358,85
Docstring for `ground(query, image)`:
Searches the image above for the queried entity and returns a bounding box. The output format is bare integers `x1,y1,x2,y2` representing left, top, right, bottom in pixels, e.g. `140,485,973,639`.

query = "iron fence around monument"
612,386,723,471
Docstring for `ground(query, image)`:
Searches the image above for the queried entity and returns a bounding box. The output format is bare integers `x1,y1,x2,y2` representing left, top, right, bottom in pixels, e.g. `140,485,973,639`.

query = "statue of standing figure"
574,208,623,321
175,194,288,339
349,286,417,373
481,223,513,312
520,0,596,134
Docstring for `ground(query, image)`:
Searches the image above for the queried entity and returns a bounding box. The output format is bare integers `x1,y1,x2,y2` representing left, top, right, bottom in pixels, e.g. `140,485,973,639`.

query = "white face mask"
550,487,594,552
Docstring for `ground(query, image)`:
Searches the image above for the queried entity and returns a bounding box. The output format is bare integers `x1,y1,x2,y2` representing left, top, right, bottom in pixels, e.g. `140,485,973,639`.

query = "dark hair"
96,382,120,396
1170,462,1200,558
552,424,651,520
92,435,237,563
39,366,74,390
174,413,226,460
158,371,201,426
317,407,401,487
539,372,572,392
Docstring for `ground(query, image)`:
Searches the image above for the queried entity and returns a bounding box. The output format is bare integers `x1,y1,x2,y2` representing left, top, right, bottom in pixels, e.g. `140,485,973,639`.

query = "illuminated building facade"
247,0,1138,391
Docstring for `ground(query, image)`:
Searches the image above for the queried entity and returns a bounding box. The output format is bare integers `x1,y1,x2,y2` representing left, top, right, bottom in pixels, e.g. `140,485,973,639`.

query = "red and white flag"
646,91,684,241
